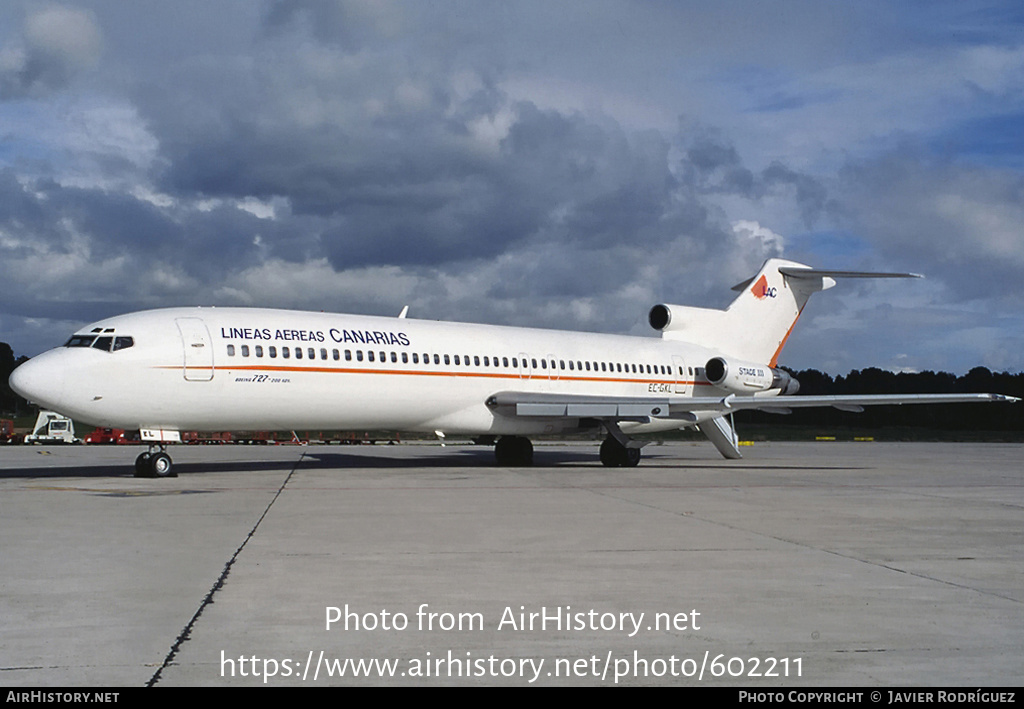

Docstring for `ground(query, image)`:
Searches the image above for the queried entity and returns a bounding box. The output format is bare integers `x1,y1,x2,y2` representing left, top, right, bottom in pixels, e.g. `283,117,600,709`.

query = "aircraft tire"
149,452,176,478
600,437,641,467
515,437,534,466
134,452,152,478
495,436,533,466
600,437,621,467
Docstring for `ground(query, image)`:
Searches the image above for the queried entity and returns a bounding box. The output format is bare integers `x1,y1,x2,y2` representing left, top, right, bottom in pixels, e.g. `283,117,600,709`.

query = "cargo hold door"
176,317,214,381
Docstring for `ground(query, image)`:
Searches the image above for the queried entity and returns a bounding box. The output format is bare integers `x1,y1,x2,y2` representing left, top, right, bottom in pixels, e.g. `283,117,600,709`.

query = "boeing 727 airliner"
9,258,1018,477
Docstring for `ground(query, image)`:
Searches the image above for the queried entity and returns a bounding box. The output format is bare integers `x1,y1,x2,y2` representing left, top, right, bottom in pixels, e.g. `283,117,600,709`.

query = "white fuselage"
14,307,731,436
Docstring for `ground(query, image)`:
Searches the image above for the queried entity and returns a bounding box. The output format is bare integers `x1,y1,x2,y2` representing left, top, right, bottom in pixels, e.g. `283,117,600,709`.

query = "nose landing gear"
134,446,176,478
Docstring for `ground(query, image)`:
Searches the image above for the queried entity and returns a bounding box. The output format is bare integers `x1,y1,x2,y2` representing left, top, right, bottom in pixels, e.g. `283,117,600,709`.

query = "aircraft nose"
9,352,67,410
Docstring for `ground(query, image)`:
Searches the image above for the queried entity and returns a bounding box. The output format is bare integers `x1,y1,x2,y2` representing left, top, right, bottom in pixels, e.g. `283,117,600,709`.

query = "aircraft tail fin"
650,259,921,365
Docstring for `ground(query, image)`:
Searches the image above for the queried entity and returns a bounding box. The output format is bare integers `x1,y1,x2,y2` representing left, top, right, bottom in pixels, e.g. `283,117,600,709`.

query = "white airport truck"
23,411,79,444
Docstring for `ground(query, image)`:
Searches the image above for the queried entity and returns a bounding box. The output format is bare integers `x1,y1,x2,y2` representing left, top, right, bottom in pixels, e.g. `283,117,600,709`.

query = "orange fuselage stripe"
157,364,712,387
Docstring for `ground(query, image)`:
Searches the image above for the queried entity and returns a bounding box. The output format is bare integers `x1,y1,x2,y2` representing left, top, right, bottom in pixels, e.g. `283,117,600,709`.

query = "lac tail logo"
751,275,777,299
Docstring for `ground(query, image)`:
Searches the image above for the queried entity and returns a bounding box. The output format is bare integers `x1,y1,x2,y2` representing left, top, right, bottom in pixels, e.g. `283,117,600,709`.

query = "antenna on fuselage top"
398,305,409,319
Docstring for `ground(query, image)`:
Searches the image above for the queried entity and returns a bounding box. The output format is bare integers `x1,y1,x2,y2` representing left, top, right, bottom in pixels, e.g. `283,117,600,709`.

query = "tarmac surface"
1,440,1021,687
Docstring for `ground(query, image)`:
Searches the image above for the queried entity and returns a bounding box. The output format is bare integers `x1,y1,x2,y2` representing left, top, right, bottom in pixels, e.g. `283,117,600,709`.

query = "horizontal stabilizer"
777,266,923,280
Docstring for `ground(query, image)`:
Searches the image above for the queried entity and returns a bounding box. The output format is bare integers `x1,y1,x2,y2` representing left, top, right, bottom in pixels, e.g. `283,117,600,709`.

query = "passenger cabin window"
227,344,236,356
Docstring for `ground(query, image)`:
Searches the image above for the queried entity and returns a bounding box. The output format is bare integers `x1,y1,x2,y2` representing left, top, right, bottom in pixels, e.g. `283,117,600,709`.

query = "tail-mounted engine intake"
704,357,800,395
648,304,675,331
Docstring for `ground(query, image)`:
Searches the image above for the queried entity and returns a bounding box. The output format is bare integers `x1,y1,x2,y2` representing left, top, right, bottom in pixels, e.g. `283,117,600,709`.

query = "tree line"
740,366,1024,434
1,343,29,416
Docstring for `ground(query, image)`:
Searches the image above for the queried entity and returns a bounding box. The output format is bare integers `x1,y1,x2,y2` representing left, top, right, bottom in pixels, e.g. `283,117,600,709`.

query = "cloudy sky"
1,1,1022,374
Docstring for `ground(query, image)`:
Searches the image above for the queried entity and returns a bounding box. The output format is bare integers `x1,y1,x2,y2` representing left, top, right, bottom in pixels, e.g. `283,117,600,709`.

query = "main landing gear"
494,436,534,466
134,445,176,478
599,435,641,467
493,433,643,467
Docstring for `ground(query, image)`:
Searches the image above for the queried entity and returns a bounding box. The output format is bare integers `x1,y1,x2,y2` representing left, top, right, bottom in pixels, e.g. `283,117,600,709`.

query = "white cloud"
731,220,786,253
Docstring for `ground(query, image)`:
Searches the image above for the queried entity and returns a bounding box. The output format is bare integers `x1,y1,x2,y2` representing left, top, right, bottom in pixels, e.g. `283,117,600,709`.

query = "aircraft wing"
486,390,1018,460
486,391,1018,422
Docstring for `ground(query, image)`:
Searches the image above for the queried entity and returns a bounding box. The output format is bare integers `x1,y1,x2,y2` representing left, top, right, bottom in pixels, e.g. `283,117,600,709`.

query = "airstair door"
175,317,214,381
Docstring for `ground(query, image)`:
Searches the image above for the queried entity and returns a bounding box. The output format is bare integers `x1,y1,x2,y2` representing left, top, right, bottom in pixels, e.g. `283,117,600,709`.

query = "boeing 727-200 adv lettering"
9,258,1018,477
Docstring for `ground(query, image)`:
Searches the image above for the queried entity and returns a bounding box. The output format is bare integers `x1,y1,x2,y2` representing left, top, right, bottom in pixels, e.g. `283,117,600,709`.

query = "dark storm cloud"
99,0,832,306
761,162,831,227
0,173,275,296
262,0,400,50
135,43,737,277
677,127,834,229
0,6,102,99
683,134,756,197
0,169,49,235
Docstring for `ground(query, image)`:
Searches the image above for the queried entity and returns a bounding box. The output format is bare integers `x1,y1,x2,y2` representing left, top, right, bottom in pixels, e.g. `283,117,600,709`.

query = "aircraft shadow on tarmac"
0,457,306,479
0,447,863,479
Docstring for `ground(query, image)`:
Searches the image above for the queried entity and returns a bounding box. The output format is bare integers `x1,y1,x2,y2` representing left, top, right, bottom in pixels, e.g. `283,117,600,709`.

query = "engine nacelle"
704,357,800,395
648,303,722,336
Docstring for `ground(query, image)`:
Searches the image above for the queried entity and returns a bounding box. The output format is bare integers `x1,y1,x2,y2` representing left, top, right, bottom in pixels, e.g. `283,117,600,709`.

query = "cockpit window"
65,333,134,351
